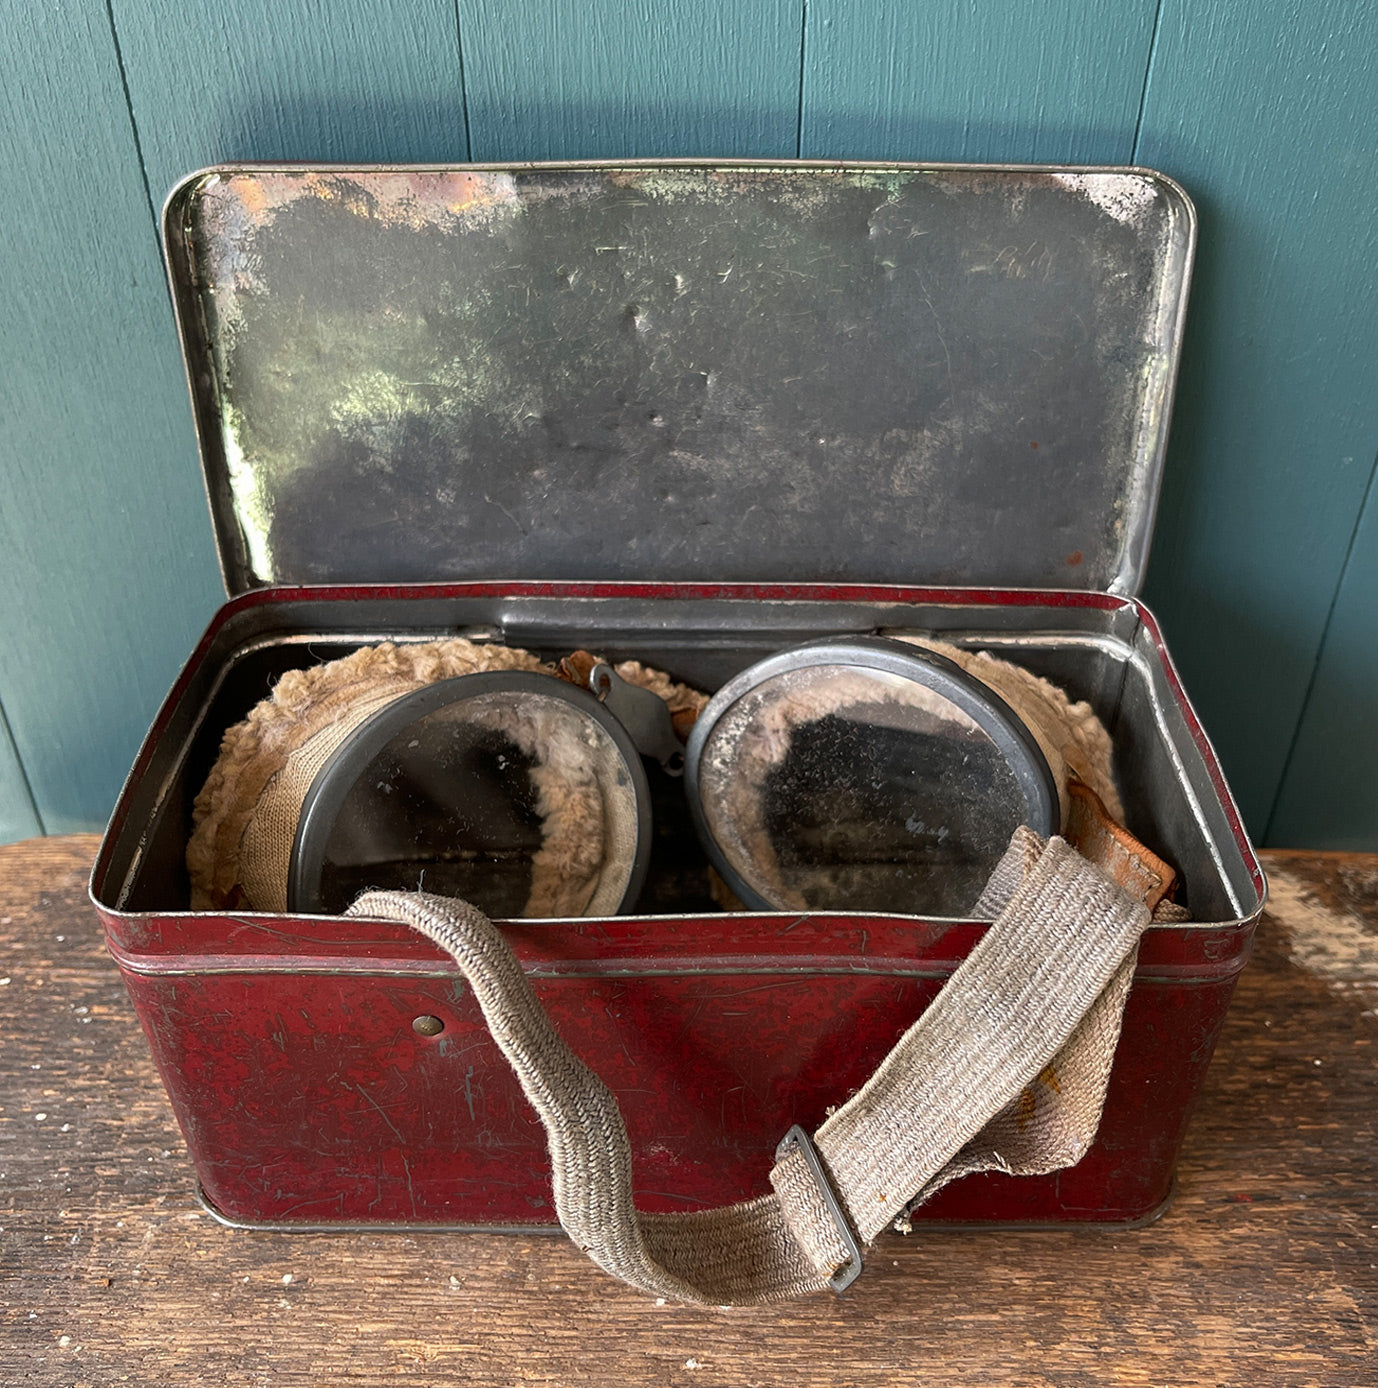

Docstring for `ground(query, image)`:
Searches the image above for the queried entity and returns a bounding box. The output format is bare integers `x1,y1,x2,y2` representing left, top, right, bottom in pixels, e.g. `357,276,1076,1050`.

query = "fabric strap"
349,831,1151,1304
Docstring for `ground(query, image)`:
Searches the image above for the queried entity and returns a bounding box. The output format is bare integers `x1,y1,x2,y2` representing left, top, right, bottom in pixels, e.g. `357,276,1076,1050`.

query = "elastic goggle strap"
349,827,1158,1305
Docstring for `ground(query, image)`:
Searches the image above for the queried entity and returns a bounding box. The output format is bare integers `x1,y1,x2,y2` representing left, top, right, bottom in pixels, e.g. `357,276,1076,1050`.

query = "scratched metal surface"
167,164,1192,596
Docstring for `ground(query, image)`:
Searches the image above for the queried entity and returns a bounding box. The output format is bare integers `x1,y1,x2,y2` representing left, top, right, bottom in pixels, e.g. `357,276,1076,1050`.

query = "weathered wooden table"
2,836,1374,1385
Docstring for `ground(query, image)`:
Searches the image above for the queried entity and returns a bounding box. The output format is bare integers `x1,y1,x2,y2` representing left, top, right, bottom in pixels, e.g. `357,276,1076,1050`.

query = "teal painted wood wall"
1,0,1375,849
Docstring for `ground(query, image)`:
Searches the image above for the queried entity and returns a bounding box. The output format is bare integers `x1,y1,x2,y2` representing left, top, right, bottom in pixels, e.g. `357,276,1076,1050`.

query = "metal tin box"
92,164,1264,1230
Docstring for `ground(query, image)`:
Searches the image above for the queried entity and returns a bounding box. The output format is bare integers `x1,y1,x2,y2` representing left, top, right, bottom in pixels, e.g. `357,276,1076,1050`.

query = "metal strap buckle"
775,1124,864,1293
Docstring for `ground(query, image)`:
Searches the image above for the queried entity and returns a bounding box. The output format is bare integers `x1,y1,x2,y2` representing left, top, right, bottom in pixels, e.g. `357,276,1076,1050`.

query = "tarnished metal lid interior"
164,163,1194,596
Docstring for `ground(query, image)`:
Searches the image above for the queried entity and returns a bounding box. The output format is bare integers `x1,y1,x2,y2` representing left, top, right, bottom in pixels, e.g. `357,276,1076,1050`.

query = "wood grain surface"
2,836,1374,1385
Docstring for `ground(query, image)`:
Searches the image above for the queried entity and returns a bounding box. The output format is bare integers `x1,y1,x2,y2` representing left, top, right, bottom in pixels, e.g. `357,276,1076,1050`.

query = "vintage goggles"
192,635,1109,921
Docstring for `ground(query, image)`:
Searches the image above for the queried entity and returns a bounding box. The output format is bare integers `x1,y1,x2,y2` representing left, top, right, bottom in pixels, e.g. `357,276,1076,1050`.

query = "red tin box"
92,163,1265,1231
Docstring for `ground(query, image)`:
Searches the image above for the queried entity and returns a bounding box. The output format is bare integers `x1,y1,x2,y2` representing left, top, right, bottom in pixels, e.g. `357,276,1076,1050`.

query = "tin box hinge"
775,1124,864,1293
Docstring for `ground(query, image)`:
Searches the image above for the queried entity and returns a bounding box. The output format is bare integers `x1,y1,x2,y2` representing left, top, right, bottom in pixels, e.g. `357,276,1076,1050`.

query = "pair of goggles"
289,636,1059,920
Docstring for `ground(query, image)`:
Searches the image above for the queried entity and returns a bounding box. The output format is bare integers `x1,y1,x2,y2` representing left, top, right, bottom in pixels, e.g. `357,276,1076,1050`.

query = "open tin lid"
163,162,1194,597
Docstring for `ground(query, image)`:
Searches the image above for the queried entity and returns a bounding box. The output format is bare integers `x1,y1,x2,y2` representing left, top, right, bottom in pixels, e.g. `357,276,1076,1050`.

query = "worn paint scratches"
208,169,520,242
1052,172,1163,227
605,163,915,209
221,400,275,582
1267,865,1378,1012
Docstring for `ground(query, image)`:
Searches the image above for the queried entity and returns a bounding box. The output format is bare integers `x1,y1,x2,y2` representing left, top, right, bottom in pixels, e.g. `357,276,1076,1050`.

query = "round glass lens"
694,661,1044,916
298,683,646,918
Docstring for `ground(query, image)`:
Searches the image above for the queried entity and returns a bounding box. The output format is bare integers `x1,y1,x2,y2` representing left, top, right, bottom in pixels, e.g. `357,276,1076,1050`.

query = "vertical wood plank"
1267,471,1378,849
456,0,803,160
0,0,472,845
111,0,469,200
800,0,1159,163
0,0,223,839
0,704,42,843
1135,0,1378,836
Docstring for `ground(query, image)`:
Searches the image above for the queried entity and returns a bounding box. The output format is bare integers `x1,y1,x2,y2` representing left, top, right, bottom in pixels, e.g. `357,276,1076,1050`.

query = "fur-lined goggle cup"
289,670,658,918
190,634,1122,921
685,636,1061,918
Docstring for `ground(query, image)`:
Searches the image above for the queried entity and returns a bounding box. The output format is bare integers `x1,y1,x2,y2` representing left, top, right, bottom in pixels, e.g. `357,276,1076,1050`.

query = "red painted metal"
109,916,1248,1227
92,579,1261,1230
